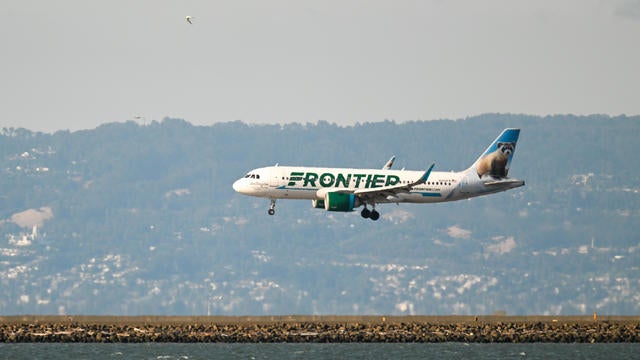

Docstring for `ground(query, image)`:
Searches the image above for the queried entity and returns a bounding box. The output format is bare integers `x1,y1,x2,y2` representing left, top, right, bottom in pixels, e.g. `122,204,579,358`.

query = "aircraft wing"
354,163,435,201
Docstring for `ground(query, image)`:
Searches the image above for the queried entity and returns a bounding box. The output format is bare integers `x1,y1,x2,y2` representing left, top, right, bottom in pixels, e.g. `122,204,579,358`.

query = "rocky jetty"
1,316,638,343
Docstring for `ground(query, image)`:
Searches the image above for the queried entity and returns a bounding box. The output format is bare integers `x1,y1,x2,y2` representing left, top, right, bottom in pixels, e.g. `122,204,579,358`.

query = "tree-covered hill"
1,114,638,315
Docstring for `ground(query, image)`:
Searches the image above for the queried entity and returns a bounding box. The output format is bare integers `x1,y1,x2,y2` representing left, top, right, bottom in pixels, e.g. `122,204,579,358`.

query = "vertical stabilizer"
469,128,520,178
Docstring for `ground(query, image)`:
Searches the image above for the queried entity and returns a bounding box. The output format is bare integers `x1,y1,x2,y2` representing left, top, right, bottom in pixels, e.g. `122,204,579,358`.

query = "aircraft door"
460,175,471,195
268,168,280,189
256,171,269,190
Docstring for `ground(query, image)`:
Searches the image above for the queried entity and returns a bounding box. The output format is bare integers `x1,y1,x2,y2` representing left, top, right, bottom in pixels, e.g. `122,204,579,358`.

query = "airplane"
232,128,524,221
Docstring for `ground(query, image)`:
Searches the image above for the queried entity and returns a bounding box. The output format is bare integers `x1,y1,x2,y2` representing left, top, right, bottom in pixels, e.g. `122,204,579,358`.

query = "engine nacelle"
311,199,325,209
324,192,358,212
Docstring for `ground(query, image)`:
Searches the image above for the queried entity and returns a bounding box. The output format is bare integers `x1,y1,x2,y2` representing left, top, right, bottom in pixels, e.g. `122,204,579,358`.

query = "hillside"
1,114,638,315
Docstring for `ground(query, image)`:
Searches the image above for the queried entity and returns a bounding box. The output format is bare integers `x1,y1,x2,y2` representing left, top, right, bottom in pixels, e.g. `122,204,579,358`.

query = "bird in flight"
186,16,194,24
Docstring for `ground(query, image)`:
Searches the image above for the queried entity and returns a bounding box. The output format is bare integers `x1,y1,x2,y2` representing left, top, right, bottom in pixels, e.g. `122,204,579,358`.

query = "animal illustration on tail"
476,141,516,178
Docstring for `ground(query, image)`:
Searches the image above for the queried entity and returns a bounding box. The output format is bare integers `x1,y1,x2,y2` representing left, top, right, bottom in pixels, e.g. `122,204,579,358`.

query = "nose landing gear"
268,199,276,215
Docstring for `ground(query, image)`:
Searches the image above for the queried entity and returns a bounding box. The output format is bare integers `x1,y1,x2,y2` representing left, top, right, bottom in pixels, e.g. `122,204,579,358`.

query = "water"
1,343,638,360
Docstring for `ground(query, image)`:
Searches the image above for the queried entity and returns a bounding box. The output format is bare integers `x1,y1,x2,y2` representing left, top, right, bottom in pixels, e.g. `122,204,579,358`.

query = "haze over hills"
1,114,638,316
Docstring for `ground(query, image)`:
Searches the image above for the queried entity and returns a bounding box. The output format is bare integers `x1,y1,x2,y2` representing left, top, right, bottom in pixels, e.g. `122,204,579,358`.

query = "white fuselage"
232,165,523,205
232,128,524,219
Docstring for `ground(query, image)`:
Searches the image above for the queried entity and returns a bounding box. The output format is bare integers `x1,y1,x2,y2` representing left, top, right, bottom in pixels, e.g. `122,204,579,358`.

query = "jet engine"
324,192,359,212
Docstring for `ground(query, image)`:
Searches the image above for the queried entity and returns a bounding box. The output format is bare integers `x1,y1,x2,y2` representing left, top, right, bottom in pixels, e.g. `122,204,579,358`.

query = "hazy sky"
2,0,639,132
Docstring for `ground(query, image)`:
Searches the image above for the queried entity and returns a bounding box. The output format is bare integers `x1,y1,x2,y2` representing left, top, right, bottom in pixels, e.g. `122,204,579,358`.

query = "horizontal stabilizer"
483,178,525,190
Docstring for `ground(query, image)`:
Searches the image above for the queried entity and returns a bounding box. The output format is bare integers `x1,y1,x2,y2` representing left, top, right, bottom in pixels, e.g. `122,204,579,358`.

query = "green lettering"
372,174,384,188
288,172,304,186
319,173,335,187
353,174,366,188
385,175,400,186
303,172,318,187
335,173,351,187
365,174,374,188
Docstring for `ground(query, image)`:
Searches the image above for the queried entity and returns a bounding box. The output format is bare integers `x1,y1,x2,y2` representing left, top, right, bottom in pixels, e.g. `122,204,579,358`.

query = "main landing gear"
360,205,380,221
268,199,276,215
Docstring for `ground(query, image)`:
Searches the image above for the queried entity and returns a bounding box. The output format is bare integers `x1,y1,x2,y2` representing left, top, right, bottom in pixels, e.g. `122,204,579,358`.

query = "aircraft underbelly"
274,187,316,200
378,191,448,204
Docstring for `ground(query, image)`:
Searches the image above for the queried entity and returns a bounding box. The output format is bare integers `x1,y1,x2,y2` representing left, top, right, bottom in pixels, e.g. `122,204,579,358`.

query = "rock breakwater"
1,316,638,343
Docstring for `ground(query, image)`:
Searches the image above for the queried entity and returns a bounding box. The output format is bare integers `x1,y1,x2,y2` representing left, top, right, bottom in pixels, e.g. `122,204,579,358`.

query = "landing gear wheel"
361,208,371,219
370,210,380,221
268,199,276,216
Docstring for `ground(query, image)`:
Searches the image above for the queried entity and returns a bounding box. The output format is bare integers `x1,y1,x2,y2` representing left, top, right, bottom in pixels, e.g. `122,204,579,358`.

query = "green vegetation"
1,114,638,316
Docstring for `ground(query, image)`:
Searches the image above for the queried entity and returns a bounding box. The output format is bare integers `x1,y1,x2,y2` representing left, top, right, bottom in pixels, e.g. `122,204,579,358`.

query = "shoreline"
1,315,639,343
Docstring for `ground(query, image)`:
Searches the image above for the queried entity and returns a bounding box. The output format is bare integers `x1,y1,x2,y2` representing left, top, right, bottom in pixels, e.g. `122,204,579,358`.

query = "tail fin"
469,128,520,179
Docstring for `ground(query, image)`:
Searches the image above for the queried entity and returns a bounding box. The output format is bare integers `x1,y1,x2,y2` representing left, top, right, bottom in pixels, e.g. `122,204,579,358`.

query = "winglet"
413,163,435,185
383,155,396,170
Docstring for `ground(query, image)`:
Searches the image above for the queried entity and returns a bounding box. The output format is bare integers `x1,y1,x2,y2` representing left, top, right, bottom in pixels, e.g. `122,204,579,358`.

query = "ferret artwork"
476,142,515,178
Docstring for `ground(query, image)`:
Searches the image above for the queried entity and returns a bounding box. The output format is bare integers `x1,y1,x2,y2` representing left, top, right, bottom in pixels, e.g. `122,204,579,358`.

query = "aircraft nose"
232,179,243,193
233,178,252,194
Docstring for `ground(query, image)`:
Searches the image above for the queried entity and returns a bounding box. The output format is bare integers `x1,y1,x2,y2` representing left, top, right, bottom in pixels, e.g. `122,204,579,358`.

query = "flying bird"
186,16,194,24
